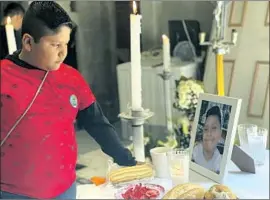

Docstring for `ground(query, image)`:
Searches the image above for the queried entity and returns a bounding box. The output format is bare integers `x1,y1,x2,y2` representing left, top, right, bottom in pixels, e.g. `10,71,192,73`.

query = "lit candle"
162,34,171,72
130,1,142,111
5,17,17,55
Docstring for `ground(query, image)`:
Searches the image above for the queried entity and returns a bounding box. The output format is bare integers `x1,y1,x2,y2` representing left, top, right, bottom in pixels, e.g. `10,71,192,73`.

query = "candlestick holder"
119,108,154,162
199,1,238,96
199,1,238,55
158,70,174,136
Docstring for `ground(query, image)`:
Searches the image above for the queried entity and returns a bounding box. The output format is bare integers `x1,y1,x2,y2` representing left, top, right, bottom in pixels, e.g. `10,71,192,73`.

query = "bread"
108,164,154,184
162,183,205,199
204,184,238,199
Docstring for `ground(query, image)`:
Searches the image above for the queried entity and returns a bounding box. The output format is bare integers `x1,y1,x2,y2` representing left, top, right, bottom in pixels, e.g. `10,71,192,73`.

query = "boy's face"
4,14,23,31
8,14,23,30
22,26,71,71
202,115,222,154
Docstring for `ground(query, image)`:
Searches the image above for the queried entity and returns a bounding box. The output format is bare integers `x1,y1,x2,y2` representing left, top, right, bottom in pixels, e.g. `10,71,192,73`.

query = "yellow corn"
109,164,154,184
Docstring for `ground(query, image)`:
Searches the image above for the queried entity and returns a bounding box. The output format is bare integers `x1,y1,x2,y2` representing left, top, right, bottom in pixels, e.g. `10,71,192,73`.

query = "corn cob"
109,164,154,184
162,183,205,199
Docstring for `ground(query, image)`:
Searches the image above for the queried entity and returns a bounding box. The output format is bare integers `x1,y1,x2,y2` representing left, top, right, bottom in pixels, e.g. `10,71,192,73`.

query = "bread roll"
162,183,205,199
108,164,154,184
204,184,237,199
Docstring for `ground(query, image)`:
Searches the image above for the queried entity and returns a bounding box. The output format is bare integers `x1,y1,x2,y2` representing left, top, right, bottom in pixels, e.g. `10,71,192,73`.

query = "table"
77,151,269,199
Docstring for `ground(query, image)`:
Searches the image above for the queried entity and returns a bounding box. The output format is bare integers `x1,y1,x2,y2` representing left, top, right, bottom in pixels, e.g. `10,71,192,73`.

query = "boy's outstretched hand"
136,161,146,165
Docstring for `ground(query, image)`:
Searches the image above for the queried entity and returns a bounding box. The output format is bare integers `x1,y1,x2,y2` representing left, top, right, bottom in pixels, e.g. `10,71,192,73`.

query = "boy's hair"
4,2,25,17
206,106,222,128
21,1,75,43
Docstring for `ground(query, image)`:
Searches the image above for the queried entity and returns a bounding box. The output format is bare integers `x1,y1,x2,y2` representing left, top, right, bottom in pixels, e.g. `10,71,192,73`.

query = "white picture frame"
189,93,242,183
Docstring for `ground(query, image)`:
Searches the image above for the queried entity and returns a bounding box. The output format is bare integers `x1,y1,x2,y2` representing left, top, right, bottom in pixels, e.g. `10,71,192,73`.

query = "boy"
192,106,222,173
1,1,137,199
0,2,25,59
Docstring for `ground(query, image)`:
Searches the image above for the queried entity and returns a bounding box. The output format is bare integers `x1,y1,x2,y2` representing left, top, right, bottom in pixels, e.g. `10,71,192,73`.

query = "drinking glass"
237,124,258,155
247,127,268,165
167,148,189,186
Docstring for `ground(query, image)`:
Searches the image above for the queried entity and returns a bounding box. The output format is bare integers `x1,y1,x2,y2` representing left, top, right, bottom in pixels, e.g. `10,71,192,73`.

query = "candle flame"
133,1,137,14
162,34,169,41
6,17,11,25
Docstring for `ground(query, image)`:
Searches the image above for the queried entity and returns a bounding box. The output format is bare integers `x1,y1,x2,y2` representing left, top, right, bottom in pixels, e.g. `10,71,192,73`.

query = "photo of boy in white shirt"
192,106,223,174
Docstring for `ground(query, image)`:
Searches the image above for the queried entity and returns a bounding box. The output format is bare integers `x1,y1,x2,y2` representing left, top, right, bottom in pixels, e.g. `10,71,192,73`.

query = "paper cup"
150,147,172,178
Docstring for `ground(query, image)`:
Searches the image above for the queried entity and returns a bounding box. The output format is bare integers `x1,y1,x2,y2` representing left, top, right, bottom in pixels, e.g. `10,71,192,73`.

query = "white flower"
195,90,203,97
179,80,185,87
178,98,186,108
190,84,198,92
192,99,198,104
175,78,204,111
180,99,191,109
186,80,194,87
191,83,203,93
186,94,192,100
179,85,190,94
179,92,186,101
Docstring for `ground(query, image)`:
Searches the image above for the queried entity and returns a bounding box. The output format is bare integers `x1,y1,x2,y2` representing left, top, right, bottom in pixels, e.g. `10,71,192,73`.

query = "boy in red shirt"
1,1,137,199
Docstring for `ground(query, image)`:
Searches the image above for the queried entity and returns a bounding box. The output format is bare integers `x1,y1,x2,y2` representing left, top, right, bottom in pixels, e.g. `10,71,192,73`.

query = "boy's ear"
22,33,34,51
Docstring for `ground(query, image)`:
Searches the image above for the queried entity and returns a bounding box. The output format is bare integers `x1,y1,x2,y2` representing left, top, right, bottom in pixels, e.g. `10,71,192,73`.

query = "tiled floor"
76,122,131,180
76,130,111,179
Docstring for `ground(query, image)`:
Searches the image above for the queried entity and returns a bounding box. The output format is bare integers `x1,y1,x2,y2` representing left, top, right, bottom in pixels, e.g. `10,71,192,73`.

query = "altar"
117,57,198,140
76,1,269,199
76,150,269,199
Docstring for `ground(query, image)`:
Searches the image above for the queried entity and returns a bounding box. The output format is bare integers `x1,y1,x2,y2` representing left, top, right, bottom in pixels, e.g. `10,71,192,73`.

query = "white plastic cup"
238,124,258,155
150,147,172,178
247,127,268,165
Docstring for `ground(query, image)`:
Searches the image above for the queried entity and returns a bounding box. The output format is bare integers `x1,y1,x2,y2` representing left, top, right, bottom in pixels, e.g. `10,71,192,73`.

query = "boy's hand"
136,161,145,165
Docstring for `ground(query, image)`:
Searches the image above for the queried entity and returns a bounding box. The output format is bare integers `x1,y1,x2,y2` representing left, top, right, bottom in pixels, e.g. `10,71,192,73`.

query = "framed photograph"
189,93,242,183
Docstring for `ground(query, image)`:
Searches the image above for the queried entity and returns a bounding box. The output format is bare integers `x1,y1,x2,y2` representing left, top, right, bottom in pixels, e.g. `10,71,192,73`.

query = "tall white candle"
5,17,17,55
162,34,171,72
130,1,142,111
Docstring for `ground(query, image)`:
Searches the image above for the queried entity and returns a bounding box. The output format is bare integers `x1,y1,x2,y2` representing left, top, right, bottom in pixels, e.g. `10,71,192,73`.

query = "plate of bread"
163,183,238,199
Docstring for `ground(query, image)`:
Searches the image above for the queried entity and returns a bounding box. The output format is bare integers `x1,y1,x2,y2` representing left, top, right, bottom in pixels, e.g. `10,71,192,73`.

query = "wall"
57,1,119,121
203,1,269,147
141,1,215,50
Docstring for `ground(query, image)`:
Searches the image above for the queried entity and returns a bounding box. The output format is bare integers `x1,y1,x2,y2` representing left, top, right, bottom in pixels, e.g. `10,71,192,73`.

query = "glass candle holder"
167,148,189,186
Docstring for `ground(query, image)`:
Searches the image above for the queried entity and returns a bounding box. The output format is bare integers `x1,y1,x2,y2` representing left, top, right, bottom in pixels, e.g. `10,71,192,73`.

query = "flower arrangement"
127,76,205,156
156,76,205,150
174,76,205,120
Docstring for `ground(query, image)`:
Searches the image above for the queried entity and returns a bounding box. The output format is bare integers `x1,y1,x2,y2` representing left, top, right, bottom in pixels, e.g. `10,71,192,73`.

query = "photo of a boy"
192,105,223,173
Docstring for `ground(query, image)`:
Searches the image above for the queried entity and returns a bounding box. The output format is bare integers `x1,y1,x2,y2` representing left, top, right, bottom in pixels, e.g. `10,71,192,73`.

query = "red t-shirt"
0,58,95,198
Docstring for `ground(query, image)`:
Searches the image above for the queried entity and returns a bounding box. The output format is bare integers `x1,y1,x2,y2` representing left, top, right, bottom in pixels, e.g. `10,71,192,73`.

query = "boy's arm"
77,101,137,166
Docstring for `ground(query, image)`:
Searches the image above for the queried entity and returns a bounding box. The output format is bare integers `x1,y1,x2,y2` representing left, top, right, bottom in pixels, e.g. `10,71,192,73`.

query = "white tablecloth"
77,151,269,199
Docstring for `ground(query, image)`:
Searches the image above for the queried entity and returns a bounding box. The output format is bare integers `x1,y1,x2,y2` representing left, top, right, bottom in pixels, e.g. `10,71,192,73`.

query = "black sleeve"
0,26,8,60
77,101,136,166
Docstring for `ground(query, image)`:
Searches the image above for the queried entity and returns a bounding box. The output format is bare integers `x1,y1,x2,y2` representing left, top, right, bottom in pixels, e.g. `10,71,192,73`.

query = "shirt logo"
70,94,78,108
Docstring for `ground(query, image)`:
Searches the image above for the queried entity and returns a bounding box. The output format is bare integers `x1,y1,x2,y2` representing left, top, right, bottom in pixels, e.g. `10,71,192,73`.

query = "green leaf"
179,76,188,81
157,140,165,146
